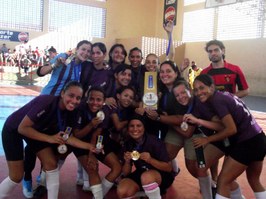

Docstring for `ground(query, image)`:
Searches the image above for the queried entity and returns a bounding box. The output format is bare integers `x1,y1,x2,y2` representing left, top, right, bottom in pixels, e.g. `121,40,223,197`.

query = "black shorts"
2,124,24,161
228,133,266,166
2,124,56,161
126,168,174,195
72,134,121,162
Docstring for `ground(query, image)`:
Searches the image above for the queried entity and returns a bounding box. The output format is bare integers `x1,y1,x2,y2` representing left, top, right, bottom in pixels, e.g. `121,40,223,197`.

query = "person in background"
201,39,250,191
0,43,8,65
21,54,31,75
192,74,265,199
201,39,249,98
191,61,202,78
117,115,174,199
180,58,194,87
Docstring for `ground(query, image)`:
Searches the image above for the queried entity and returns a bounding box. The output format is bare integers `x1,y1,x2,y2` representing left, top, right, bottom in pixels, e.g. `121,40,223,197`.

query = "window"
141,37,183,60
184,0,205,6
49,0,106,38
0,0,43,31
182,9,215,42
217,0,265,40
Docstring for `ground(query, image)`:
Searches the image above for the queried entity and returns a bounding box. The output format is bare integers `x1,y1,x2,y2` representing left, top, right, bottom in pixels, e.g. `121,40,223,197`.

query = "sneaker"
22,180,33,198
33,185,47,198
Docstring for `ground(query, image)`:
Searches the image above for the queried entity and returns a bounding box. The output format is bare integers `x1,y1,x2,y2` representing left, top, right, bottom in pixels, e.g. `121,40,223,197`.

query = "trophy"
57,127,72,154
143,72,158,110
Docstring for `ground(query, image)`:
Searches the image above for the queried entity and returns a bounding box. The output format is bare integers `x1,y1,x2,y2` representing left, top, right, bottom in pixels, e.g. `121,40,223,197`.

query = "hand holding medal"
180,121,189,131
95,135,104,154
57,127,72,154
96,110,105,121
131,150,140,161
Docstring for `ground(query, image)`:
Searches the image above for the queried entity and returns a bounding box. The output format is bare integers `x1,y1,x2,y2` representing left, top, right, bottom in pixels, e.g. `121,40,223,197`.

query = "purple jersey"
123,134,170,171
210,91,262,143
87,65,114,96
75,100,111,136
5,95,77,135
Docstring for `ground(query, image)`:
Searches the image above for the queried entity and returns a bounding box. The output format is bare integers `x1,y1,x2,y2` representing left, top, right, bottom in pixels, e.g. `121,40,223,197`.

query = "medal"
96,135,103,153
96,111,105,121
58,144,67,154
131,150,140,161
57,127,72,154
181,121,188,131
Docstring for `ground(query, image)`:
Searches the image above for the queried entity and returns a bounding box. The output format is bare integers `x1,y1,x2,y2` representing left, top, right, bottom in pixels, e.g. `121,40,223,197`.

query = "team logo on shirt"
224,75,231,82
37,110,45,117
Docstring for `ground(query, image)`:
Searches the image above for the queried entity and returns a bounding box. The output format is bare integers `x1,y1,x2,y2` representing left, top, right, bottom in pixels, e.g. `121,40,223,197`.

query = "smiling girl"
0,81,96,199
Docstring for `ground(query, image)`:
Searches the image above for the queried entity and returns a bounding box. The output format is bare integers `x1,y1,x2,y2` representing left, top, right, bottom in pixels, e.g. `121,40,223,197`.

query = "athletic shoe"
22,179,33,198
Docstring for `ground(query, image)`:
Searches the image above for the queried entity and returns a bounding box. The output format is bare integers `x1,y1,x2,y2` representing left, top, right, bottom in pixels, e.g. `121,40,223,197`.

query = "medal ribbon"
166,33,172,58
57,108,66,132
72,59,81,82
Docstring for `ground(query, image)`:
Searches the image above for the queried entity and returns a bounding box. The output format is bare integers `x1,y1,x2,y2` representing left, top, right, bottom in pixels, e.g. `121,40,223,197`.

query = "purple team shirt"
210,91,262,143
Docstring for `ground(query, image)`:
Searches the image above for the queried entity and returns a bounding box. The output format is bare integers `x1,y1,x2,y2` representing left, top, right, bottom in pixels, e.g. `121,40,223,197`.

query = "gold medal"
131,150,140,161
96,111,105,121
181,121,188,131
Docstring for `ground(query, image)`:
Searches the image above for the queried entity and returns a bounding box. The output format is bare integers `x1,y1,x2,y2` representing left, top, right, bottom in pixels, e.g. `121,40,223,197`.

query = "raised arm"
163,21,175,61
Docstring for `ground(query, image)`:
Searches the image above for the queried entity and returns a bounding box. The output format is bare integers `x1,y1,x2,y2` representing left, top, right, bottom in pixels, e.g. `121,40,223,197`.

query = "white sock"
171,159,179,173
198,175,212,199
77,160,83,180
102,178,113,196
230,186,245,199
90,184,103,199
46,167,59,199
255,191,266,199
57,159,65,170
0,177,18,199
215,193,230,199
143,182,161,199
39,170,46,186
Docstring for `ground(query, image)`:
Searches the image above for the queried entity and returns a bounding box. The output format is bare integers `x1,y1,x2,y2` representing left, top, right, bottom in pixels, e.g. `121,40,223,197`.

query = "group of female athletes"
0,22,265,199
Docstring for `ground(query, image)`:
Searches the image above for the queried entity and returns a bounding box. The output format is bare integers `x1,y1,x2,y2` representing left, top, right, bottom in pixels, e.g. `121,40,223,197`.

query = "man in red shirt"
201,39,249,98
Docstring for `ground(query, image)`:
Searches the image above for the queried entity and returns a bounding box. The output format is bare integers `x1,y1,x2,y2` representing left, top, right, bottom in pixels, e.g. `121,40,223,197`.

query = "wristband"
156,115,161,121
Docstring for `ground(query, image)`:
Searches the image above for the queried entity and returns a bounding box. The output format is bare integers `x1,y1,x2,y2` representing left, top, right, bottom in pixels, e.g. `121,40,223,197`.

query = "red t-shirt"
201,61,249,94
